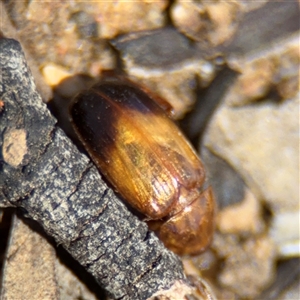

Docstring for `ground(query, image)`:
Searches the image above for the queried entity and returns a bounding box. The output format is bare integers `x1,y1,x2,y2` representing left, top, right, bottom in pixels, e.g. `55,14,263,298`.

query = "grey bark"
0,38,187,300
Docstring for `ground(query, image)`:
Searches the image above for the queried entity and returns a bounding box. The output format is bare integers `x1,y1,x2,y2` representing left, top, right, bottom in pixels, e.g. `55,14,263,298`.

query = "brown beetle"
70,77,215,255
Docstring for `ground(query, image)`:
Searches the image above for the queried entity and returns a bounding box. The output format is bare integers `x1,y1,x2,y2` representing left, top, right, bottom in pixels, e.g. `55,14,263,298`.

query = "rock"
112,27,216,119
213,233,276,298
204,95,299,214
171,0,241,46
217,188,265,235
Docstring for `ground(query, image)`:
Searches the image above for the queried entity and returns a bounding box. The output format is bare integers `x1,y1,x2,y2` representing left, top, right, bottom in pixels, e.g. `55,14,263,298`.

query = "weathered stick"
0,38,190,300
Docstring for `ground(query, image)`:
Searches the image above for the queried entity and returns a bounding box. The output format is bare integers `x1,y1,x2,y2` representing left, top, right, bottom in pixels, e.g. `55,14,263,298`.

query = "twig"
0,38,192,300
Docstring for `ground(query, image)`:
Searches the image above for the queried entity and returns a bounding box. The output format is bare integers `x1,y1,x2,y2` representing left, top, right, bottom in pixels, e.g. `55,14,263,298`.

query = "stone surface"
270,210,300,257
93,1,168,39
225,38,300,106
42,63,72,87
1,216,58,300
212,233,276,299
112,28,216,119
3,2,116,77
217,188,264,235
204,95,299,213
171,0,241,45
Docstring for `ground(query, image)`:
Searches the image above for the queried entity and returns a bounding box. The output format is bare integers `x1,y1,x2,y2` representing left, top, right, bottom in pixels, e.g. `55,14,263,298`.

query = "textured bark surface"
0,38,187,300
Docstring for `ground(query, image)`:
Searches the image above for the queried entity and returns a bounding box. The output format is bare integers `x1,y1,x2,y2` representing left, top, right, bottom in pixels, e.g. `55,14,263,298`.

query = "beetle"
69,77,215,255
